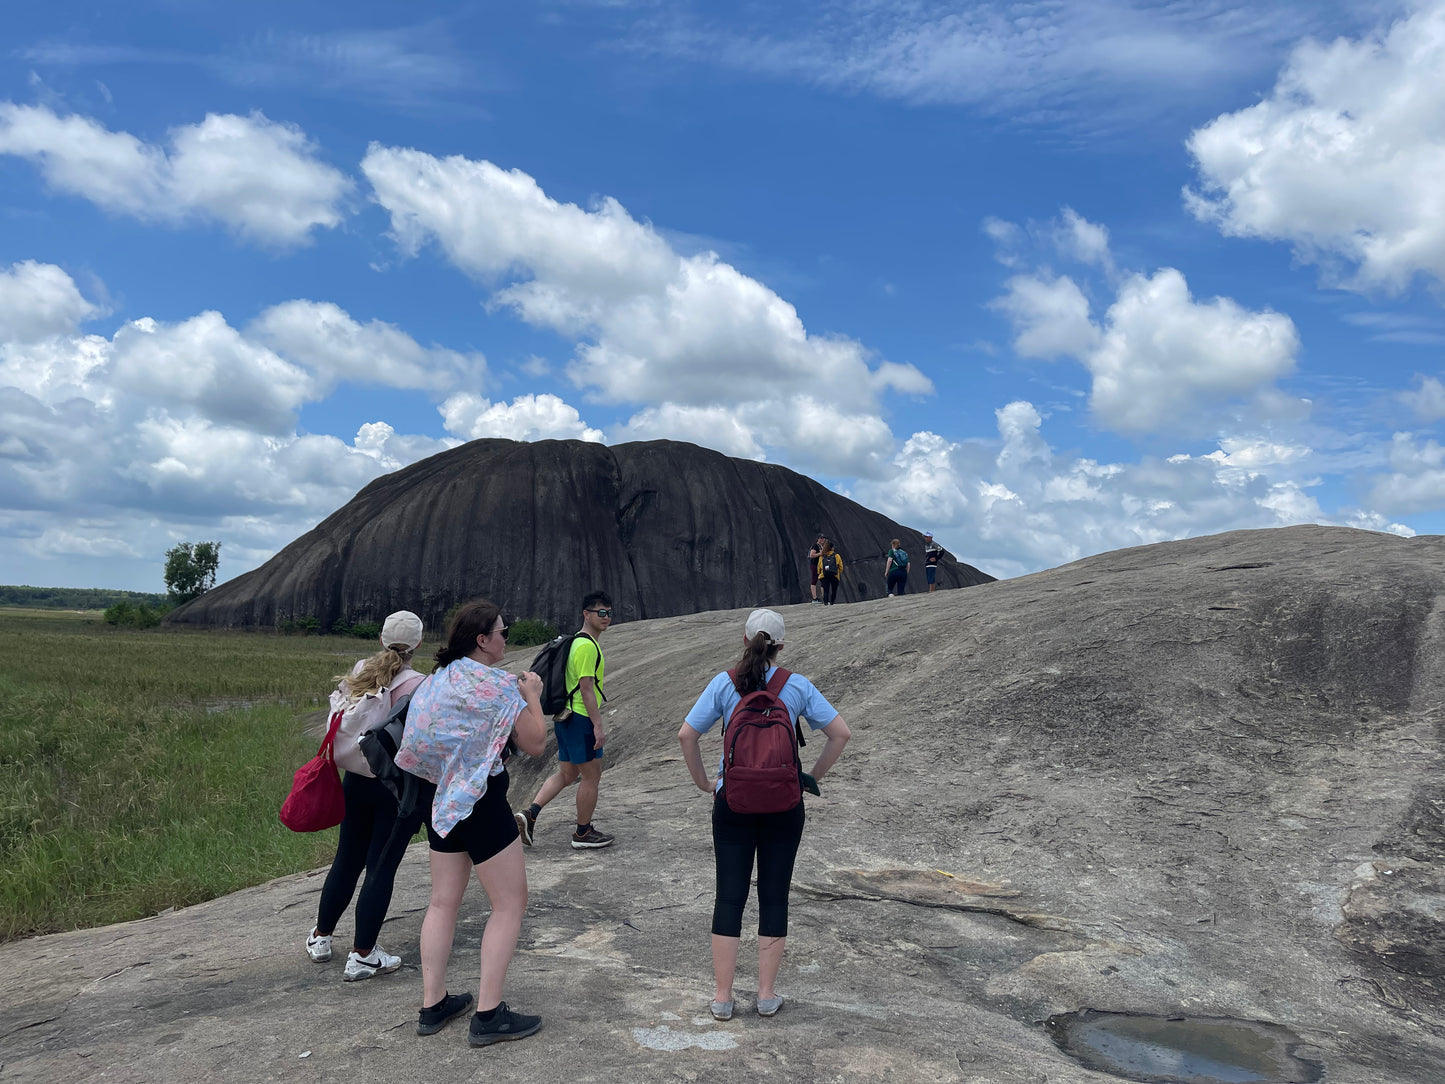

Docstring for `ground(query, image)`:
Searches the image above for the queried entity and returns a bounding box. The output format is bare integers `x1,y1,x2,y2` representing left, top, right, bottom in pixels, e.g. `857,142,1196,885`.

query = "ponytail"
335,645,410,698
732,631,782,694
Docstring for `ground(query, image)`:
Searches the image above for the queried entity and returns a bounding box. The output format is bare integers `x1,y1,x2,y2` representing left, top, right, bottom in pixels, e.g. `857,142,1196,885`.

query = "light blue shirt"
684,667,838,792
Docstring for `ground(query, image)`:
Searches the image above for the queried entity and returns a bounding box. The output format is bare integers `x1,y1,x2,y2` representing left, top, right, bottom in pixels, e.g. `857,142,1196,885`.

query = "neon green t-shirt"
565,634,604,717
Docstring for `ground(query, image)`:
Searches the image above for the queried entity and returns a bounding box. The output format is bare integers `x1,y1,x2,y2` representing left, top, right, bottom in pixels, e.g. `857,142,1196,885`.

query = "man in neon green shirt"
516,591,615,849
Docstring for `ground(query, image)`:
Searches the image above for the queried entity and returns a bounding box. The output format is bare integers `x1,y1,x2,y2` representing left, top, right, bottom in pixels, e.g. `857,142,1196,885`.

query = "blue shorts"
555,712,603,764
925,566,937,585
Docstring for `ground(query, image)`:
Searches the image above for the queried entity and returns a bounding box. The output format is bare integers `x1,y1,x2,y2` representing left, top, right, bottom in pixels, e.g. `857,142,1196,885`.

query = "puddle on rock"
1045,1009,1323,1084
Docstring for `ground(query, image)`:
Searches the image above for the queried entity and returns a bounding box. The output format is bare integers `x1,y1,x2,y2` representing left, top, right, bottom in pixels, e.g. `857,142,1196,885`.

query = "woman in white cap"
677,608,851,1020
305,610,427,981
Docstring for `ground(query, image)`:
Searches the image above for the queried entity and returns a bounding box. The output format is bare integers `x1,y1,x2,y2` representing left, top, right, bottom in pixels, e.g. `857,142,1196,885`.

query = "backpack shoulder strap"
764,668,792,696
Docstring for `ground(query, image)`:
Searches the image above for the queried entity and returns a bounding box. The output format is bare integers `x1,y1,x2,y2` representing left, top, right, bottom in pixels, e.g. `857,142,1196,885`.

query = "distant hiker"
816,540,843,606
306,611,427,982
677,608,851,1020
807,534,825,604
884,538,909,597
924,532,943,592
394,599,548,1046
516,591,615,849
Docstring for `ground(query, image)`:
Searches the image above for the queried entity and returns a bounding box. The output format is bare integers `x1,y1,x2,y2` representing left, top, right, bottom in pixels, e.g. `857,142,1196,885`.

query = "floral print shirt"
395,657,525,837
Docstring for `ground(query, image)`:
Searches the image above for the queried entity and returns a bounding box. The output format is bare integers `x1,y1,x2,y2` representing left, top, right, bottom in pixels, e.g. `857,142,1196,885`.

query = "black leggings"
711,792,805,938
820,577,840,605
886,569,907,595
316,772,425,952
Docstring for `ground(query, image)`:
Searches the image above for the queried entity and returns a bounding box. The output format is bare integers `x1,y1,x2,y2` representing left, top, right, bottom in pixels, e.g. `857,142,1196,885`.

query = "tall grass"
0,612,414,941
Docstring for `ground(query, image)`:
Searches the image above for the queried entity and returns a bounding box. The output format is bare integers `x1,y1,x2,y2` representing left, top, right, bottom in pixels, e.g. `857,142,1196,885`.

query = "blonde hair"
890,538,901,549
335,646,413,699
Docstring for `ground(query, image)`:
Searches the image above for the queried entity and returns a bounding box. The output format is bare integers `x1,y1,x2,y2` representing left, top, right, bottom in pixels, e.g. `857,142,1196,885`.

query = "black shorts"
426,769,518,865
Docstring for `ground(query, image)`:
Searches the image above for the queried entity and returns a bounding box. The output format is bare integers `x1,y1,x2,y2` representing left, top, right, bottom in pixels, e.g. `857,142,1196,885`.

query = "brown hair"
732,632,783,694
434,599,502,670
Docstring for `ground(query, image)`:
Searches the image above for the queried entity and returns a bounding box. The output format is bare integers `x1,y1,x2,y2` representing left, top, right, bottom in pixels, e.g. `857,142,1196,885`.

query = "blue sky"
2,0,1442,591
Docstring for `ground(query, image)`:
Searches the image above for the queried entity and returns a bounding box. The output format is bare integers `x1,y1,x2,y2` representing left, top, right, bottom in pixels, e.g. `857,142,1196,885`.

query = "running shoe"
570,826,615,849
343,944,402,981
305,929,332,963
417,991,474,1035
514,809,535,847
468,1002,543,1046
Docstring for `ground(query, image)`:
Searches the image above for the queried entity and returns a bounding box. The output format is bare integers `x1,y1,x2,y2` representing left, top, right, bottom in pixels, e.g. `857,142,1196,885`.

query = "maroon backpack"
722,668,804,814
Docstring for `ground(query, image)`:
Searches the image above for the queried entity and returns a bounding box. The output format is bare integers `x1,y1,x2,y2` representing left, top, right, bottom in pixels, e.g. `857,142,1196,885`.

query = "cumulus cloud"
250,300,486,393
0,260,99,342
1089,269,1300,433
1401,375,1445,422
991,273,1099,360
1186,1,1445,292
361,144,931,473
0,263,481,584
857,402,1409,579
988,209,1302,435
0,104,353,245
1366,431,1445,514
440,393,605,443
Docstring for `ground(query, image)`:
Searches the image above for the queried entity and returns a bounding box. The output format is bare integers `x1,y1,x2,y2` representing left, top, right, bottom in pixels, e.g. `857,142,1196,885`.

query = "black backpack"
821,552,840,578
359,686,428,819
531,632,604,716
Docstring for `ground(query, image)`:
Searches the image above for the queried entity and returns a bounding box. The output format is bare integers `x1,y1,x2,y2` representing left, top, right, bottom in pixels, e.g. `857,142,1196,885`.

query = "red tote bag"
279,711,346,832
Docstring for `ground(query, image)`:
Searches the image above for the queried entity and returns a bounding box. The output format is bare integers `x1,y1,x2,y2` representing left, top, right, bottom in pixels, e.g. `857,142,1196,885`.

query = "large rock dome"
169,438,992,630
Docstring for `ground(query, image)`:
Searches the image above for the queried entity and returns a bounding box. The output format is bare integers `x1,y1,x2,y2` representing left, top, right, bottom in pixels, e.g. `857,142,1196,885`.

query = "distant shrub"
278,616,322,634
508,618,557,648
102,601,167,629
349,621,382,640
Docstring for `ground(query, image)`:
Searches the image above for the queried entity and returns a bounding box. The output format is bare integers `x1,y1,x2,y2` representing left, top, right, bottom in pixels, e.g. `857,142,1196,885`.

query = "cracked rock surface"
3,524,1444,1082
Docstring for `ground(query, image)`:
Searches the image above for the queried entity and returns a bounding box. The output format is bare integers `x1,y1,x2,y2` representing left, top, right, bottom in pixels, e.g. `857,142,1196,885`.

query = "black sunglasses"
491,624,509,641
587,608,613,618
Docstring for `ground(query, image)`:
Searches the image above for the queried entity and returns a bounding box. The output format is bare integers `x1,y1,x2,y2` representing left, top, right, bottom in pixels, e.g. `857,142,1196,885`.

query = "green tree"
164,541,221,604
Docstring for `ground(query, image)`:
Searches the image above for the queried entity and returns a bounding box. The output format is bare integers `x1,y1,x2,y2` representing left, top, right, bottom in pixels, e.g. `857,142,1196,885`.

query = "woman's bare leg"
419,849,472,1006
472,837,529,1010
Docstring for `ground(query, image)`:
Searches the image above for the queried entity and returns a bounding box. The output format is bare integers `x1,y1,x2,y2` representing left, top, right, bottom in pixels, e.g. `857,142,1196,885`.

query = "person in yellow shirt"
516,591,615,849
815,540,844,606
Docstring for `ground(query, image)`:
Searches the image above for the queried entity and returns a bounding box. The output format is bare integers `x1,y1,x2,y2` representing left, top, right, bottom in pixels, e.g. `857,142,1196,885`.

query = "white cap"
381,610,424,651
924,531,933,538
745,608,785,644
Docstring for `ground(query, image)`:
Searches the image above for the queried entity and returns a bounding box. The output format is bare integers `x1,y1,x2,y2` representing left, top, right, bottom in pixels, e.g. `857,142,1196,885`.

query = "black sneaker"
468,1002,542,1046
417,991,474,1036
570,826,615,849
514,809,535,847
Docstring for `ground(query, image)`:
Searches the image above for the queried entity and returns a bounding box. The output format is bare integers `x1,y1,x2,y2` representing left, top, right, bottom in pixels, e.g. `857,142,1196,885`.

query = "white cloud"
0,260,99,342
1186,1,1445,292
636,2,1343,130
1089,269,1300,433
991,273,1099,360
250,300,486,393
1401,375,1445,422
856,401,1410,579
0,264,479,586
440,392,605,443
992,260,1301,435
362,144,931,472
0,104,352,245
1366,431,1445,514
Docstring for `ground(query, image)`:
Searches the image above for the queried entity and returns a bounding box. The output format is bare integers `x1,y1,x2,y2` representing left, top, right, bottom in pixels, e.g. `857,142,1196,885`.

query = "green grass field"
0,610,421,941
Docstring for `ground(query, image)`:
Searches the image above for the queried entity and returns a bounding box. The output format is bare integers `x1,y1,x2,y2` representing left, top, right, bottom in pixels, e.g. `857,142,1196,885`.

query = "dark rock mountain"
169,438,992,631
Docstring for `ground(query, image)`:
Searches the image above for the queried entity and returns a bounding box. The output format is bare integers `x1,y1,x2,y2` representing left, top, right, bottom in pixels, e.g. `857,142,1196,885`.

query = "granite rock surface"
167,438,992,632
5,524,1444,1083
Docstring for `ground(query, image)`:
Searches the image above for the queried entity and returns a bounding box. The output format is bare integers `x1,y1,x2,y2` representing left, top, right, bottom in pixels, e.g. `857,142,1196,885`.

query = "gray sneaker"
570,826,614,849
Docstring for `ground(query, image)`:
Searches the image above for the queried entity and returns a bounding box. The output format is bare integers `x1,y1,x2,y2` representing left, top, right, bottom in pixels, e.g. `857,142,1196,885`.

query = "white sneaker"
306,929,332,962
344,944,402,981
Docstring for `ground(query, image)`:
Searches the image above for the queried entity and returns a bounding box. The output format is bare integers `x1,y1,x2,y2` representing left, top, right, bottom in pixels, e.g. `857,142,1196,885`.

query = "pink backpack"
722,668,803,814
331,669,423,777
